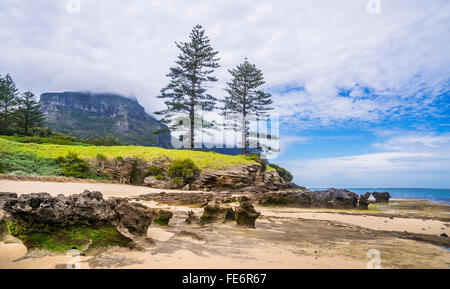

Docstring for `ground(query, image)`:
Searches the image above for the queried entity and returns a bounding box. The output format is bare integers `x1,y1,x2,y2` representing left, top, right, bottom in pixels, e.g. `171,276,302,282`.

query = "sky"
0,0,449,188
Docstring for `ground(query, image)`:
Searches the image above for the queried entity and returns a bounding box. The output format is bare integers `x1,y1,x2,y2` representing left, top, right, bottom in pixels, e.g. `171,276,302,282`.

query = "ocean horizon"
308,188,450,205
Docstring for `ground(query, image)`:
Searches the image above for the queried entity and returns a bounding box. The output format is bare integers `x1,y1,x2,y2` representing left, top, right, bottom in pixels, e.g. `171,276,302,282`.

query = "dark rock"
200,199,235,224
254,188,369,210
185,211,200,225
110,198,156,236
2,190,157,252
154,210,173,226
4,191,117,225
234,201,261,228
138,192,215,207
372,192,391,203
358,193,371,210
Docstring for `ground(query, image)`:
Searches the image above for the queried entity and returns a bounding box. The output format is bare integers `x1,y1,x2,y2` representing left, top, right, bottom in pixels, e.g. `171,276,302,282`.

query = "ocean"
308,188,450,205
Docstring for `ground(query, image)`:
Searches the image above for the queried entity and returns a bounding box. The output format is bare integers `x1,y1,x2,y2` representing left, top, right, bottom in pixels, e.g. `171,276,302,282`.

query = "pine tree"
0,74,19,135
16,91,45,136
222,59,273,155
155,25,220,150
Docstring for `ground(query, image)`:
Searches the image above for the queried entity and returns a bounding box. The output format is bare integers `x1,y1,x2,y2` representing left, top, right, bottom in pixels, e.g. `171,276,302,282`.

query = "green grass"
0,138,257,171
0,151,62,176
7,221,131,253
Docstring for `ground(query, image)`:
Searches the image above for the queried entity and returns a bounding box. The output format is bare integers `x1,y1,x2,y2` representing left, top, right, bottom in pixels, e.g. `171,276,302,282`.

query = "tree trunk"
242,113,246,155
190,107,194,150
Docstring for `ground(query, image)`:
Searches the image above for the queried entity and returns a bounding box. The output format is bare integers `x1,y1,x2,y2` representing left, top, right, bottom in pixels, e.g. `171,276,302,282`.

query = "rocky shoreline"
0,186,396,254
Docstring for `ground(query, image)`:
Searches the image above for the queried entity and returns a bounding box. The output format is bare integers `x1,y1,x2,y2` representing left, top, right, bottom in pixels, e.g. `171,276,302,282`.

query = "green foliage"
167,158,200,186
0,151,62,176
154,216,171,226
96,153,107,161
260,196,289,206
116,156,124,162
83,136,127,146
55,152,94,179
7,221,131,253
172,177,183,186
246,153,268,170
15,91,45,136
146,165,163,176
155,25,220,149
0,137,258,171
222,59,273,154
0,74,19,135
155,173,166,181
268,163,293,182
223,197,238,204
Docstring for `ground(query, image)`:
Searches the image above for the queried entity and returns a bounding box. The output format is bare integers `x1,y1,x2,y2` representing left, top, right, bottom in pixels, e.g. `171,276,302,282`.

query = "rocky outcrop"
154,210,173,226
372,192,391,203
254,189,370,210
197,198,261,228
200,200,235,224
193,164,297,191
109,198,156,235
0,193,18,241
234,197,261,228
138,192,215,207
358,193,371,210
185,211,200,225
1,190,160,252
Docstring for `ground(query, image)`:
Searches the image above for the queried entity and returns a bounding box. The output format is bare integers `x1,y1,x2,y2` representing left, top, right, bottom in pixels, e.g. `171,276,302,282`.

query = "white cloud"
279,132,450,188
0,0,448,125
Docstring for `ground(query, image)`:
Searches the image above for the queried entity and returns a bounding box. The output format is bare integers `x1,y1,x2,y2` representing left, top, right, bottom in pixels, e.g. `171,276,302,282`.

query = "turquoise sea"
309,188,450,205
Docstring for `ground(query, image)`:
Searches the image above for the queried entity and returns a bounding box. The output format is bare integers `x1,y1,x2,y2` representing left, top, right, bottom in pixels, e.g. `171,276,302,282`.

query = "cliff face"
39,92,172,148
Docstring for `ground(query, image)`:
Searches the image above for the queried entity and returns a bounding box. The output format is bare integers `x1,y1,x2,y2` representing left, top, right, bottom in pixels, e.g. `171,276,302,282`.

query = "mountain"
39,92,172,148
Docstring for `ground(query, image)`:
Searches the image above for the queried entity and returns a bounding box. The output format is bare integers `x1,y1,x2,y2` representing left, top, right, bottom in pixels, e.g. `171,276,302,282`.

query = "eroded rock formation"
372,192,391,203
1,190,160,252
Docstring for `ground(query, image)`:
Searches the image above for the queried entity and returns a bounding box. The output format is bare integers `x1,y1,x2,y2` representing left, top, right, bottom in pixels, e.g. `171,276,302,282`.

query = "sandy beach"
1,179,449,269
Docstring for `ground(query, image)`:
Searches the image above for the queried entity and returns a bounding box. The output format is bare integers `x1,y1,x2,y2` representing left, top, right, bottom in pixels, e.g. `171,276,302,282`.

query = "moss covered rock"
2,190,158,253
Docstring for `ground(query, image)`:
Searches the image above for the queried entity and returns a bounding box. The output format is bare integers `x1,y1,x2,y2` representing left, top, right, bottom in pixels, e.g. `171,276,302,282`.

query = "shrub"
55,152,93,179
245,153,267,170
167,158,200,186
146,165,163,176
0,152,62,176
96,154,107,162
268,163,293,182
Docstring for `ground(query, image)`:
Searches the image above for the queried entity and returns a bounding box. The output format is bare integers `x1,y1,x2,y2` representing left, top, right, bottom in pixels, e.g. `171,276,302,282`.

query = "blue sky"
0,0,449,188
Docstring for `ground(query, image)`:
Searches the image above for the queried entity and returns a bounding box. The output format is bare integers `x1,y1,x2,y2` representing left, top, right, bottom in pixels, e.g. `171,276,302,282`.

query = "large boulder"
200,199,235,224
358,193,371,210
372,192,391,203
185,211,200,225
234,198,261,228
110,198,156,236
154,210,173,226
2,190,159,252
254,189,370,210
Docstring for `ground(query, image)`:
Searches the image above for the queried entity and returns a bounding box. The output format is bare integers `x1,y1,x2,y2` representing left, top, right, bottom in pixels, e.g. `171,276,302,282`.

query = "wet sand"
0,179,449,269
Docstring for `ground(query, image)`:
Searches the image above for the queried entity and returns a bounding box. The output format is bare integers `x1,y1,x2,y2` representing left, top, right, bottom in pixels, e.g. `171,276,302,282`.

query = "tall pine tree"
0,74,19,135
222,59,273,155
155,25,220,150
15,91,45,136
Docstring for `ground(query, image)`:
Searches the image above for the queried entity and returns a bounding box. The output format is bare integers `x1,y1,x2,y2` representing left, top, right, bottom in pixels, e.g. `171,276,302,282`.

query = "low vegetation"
0,138,257,172
268,163,293,182
6,221,130,253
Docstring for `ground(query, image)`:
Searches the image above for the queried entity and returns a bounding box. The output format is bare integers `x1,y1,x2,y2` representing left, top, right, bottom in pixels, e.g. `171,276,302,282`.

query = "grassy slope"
0,138,257,171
